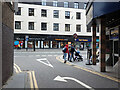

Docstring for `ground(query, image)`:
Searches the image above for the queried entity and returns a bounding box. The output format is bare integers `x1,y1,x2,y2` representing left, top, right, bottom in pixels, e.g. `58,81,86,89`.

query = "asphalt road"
14,49,119,89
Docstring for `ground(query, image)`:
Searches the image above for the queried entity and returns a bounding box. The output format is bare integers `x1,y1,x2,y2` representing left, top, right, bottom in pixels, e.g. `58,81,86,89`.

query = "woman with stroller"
74,47,83,61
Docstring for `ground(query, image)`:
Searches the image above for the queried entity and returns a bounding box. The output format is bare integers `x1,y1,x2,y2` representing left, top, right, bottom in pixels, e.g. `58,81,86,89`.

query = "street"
14,49,119,89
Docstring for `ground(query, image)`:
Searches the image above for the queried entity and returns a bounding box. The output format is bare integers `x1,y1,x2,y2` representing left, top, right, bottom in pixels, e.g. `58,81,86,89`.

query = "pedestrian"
68,45,71,61
62,44,69,63
70,44,75,62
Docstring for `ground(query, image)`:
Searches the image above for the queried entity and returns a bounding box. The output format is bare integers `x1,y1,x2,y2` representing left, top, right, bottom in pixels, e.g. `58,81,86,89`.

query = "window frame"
41,22,47,30
28,22,34,30
53,23,59,31
41,9,47,17
53,10,59,18
74,2,79,9
15,7,21,15
42,0,46,6
76,25,81,32
64,2,69,8
76,12,81,19
65,11,70,19
15,21,21,29
29,8,34,16
53,1,58,7
65,24,70,31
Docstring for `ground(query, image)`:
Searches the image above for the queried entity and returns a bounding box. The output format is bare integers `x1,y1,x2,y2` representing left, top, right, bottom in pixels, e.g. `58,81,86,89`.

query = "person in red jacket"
63,44,69,63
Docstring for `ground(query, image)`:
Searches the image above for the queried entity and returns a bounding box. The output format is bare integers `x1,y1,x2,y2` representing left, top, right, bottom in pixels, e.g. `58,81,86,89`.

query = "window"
41,9,47,17
53,1,58,7
74,2,79,9
87,26,91,32
41,22,47,30
29,8,34,16
65,24,70,31
65,11,70,19
76,12,81,19
53,10,59,18
64,2,68,8
42,0,46,6
15,7,21,15
15,21,21,29
29,22,34,30
53,23,59,31
76,25,81,32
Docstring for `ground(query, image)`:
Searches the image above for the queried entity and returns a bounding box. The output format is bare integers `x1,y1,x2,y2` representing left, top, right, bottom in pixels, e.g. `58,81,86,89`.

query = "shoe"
64,60,66,63
69,60,72,62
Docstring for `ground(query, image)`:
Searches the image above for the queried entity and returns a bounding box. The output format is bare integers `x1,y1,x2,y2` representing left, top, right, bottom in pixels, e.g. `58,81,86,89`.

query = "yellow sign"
55,39,64,41
79,39,88,42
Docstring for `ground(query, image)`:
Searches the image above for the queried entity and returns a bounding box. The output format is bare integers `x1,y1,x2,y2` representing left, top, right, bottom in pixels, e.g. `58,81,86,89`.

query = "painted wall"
14,3,92,36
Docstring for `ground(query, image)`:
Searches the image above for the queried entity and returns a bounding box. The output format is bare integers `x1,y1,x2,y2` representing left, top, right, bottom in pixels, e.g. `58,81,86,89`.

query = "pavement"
2,49,120,89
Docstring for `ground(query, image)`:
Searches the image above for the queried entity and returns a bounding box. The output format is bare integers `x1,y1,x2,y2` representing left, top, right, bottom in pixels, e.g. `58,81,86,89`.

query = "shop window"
53,10,59,18
29,22,34,30
52,41,58,48
41,22,47,30
65,24,70,31
76,12,81,19
29,8,34,16
15,7,21,15
76,25,81,32
74,2,79,9
53,1,58,7
41,9,47,17
42,0,46,6
53,23,59,31
64,2,69,8
28,41,33,48
65,11,70,19
44,41,49,48
15,21,21,29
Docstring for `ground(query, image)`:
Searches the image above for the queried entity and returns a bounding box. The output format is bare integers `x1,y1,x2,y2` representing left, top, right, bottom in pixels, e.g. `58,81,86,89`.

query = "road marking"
14,66,19,73
31,71,39,89
14,63,22,73
54,75,94,90
54,55,57,56
56,56,120,83
41,55,46,57
36,58,54,68
48,55,52,56
36,55,40,56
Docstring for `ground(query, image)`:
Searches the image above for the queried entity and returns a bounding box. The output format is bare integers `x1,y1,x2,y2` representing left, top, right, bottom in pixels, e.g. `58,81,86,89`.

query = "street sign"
73,33,77,39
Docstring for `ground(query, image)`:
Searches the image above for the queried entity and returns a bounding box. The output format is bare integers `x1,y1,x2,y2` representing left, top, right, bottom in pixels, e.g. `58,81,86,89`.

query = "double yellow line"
14,63,38,89
14,63,22,73
28,71,38,90
56,56,120,83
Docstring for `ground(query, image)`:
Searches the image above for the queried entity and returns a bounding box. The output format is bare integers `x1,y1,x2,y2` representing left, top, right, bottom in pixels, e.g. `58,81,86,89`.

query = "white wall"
14,3,92,36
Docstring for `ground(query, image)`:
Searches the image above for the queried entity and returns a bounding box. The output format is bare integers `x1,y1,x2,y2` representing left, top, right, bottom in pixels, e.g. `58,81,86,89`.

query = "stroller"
74,51,83,61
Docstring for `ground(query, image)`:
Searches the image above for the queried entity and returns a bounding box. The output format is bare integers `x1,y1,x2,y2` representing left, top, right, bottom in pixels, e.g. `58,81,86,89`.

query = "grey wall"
0,2,2,89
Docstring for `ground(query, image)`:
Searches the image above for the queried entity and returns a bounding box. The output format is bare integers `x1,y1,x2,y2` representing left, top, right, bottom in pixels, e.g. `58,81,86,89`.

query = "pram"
74,51,83,61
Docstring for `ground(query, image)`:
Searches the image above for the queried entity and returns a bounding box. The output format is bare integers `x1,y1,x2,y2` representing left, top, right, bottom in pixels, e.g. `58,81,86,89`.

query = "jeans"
70,52,74,61
64,53,67,61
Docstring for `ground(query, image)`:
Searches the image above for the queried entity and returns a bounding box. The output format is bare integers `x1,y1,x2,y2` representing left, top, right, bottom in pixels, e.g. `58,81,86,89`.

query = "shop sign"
76,39,91,42
55,39,68,41
110,27,119,40
25,35,29,41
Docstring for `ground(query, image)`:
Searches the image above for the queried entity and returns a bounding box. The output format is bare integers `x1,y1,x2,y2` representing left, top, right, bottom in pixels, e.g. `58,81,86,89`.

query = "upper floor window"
65,11,70,19
15,21,21,29
87,26,91,32
42,0,46,6
53,23,59,31
74,2,79,9
41,9,47,17
76,12,81,19
29,8,34,16
41,22,47,30
53,1,58,7
65,24,70,31
29,22,34,30
53,10,59,18
64,2,68,8
15,7,21,15
76,25,81,32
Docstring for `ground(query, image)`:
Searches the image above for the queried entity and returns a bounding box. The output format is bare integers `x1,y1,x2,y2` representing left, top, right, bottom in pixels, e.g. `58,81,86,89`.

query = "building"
14,1,93,50
0,2,17,87
86,1,120,74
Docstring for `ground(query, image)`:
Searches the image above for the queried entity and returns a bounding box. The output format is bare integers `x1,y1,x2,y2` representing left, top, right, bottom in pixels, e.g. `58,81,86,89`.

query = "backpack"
62,47,66,53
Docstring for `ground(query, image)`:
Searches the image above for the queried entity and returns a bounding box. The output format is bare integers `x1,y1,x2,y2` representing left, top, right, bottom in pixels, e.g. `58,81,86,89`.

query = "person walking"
70,44,75,62
63,44,69,63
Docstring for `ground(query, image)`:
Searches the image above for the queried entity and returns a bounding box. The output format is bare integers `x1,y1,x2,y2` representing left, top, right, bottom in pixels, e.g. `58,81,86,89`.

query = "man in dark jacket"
70,44,75,61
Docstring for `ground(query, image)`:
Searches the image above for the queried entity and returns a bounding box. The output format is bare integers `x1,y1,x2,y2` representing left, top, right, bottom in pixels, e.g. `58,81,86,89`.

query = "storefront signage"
110,27,119,40
76,39,91,42
55,39,68,41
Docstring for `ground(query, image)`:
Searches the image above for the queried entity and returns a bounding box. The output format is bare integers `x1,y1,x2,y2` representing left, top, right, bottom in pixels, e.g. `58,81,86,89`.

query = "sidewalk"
59,55,120,79
2,72,29,89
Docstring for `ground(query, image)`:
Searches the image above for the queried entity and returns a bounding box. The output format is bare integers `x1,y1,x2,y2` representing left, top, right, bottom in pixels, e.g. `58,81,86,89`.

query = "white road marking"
48,55,52,56
54,75,94,90
36,58,54,68
41,55,47,57
36,55,40,56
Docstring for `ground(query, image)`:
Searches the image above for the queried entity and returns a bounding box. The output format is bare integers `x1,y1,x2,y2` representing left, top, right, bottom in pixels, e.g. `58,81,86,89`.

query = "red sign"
73,33,77,39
